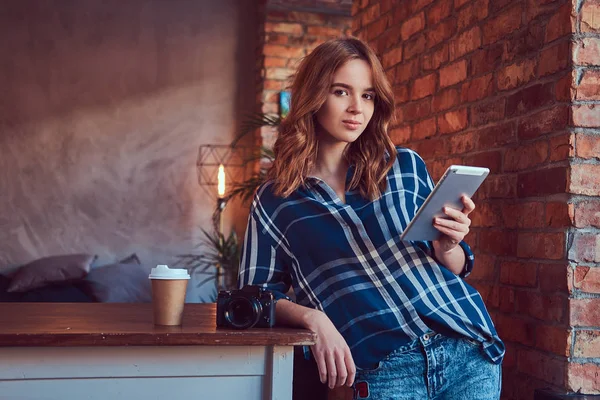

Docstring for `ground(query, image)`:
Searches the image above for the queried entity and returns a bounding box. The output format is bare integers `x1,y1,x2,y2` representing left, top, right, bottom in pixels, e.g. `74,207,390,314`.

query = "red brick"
439,59,467,88
438,108,468,134
500,261,537,287
366,16,388,40
403,98,431,122
263,45,305,58
502,201,545,229
479,174,517,199
392,2,411,25
461,73,494,102
568,232,600,263
516,291,567,323
463,150,502,171
394,84,409,104
549,133,574,163
495,313,536,346
518,349,565,386
471,98,506,126
503,23,545,62
498,286,516,313
567,363,600,394
389,126,411,144
517,167,567,197
401,12,425,40
570,164,600,196
577,133,600,160
581,0,600,33
411,73,437,100
266,33,290,45
427,0,453,26
479,229,517,255
574,330,600,357
432,87,460,112
449,26,482,60
395,58,420,84
497,58,537,91
483,4,523,45
426,18,457,48
546,201,574,228
470,202,502,228
574,200,600,228
378,25,403,52
265,22,304,35
361,4,380,26
352,14,361,31
573,104,600,128
404,33,428,59
411,0,436,13
546,3,574,42
518,105,570,140
556,71,574,101
454,0,471,8
505,83,555,117
382,46,403,69
570,298,600,326
457,0,489,31
575,70,600,100
265,67,295,80
264,57,287,68
504,140,548,172
466,253,496,281
307,26,344,37
517,232,566,260
539,41,570,76
471,44,504,76
536,324,571,356
490,0,515,13
574,266,600,294
574,38,600,66
412,117,437,140
447,131,478,154
412,136,447,160
539,263,571,293
422,44,449,71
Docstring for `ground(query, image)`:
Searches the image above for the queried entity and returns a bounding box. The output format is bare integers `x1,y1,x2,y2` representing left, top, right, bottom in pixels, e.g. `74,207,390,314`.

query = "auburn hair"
267,37,396,200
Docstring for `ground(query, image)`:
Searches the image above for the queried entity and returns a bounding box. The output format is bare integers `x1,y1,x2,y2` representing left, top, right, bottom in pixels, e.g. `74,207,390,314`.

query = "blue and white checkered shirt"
238,147,505,368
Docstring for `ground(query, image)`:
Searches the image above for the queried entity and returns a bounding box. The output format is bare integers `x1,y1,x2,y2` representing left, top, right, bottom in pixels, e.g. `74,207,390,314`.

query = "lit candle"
217,164,225,198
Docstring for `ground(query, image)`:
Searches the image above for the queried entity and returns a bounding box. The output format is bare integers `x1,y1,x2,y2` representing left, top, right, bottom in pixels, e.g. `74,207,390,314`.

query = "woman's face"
315,58,376,146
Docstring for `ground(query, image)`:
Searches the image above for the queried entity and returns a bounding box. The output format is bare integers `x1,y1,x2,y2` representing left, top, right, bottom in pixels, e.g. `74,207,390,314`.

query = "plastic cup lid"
148,264,190,280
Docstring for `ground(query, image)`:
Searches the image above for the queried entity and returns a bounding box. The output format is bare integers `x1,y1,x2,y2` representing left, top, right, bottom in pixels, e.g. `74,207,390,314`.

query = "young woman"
239,37,504,399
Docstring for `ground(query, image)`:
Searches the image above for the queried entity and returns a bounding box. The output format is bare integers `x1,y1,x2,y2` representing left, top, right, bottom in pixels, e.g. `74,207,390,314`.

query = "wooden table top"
0,303,316,347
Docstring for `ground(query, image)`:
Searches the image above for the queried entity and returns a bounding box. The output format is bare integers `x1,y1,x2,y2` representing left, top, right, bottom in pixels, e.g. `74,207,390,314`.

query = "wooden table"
0,303,316,400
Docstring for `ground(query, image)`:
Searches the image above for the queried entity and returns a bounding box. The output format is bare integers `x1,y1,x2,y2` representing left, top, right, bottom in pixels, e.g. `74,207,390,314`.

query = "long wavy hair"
268,37,396,200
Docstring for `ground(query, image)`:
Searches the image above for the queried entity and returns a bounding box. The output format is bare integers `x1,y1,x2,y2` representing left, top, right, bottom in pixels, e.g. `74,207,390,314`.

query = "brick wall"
352,0,600,399
256,1,352,149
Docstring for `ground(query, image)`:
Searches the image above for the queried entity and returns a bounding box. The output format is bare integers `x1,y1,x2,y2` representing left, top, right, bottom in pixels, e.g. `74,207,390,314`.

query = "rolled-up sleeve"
238,204,292,301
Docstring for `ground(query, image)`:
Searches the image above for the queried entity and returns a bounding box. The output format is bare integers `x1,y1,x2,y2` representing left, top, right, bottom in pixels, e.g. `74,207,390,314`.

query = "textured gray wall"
0,0,257,268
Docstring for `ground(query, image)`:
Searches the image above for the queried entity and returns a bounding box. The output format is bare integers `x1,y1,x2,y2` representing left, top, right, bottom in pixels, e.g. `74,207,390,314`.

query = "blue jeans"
353,333,501,399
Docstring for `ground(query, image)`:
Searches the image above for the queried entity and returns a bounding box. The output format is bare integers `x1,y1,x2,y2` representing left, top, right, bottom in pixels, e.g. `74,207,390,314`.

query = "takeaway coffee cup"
148,265,190,326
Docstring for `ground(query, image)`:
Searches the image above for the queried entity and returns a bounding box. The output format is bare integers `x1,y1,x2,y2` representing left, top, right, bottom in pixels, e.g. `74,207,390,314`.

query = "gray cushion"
8,254,96,293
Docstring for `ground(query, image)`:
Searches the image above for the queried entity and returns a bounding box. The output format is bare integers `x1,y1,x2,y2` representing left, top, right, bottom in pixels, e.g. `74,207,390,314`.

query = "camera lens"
225,297,262,329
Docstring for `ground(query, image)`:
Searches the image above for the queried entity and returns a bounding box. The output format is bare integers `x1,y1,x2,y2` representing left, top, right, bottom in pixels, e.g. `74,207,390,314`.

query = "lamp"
196,144,250,290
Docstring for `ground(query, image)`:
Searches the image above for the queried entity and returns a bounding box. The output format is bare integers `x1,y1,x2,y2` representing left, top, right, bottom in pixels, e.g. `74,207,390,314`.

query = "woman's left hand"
432,195,475,253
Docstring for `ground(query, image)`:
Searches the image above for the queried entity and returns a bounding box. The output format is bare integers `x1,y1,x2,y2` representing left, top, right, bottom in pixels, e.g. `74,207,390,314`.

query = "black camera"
216,285,276,329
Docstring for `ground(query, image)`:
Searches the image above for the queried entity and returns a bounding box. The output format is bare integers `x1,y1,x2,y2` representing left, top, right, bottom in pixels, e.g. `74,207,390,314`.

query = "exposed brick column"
257,1,352,149
352,0,600,399
566,0,600,394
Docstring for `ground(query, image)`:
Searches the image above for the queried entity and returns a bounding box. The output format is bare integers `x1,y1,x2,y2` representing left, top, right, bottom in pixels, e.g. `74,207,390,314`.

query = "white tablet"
399,165,489,242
